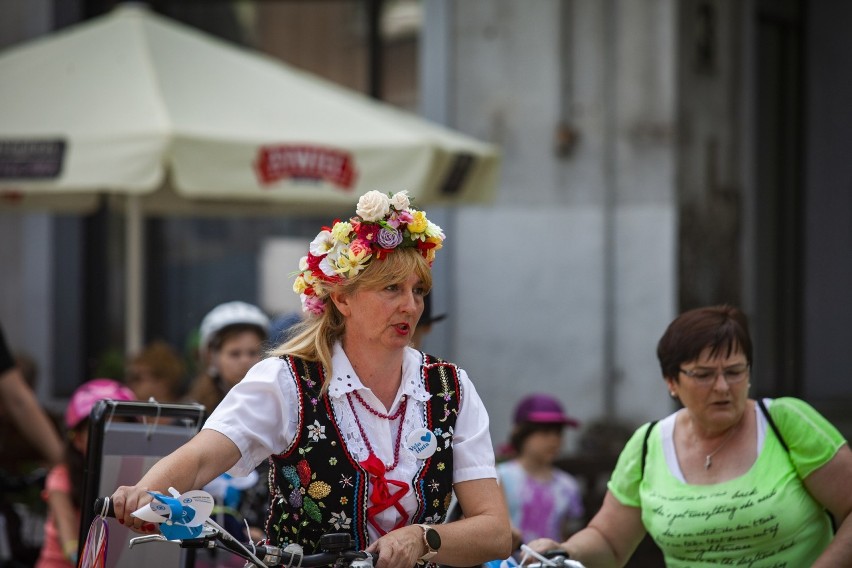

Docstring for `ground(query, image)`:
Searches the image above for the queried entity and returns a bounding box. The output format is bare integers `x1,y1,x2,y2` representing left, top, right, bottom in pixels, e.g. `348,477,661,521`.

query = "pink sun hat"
513,393,580,428
65,378,136,429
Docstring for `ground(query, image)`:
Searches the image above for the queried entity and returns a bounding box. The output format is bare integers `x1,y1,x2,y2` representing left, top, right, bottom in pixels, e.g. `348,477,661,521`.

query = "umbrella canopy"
0,3,499,214
0,4,499,353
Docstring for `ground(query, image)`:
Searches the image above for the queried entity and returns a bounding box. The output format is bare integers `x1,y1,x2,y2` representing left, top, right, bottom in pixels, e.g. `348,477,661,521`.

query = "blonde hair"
270,248,432,393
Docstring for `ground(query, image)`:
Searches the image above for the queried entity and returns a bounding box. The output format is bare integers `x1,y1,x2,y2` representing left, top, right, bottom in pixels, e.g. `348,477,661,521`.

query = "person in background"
36,379,135,568
1,351,53,468
0,322,62,466
125,340,187,404
109,189,512,568
528,305,852,567
184,301,270,559
410,293,446,350
187,301,270,415
14,351,39,389
498,394,584,552
0,350,55,566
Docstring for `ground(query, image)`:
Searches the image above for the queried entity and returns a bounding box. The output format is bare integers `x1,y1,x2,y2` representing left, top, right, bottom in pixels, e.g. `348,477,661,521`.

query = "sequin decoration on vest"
265,354,461,553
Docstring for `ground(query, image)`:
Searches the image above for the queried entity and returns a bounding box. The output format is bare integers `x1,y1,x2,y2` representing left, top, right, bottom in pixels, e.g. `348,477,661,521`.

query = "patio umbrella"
0,4,499,351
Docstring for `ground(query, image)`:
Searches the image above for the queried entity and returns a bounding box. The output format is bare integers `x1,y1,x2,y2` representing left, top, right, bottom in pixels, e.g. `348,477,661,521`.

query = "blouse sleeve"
606,422,654,508
769,397,846,479
203,357,300,476
450,368,498,483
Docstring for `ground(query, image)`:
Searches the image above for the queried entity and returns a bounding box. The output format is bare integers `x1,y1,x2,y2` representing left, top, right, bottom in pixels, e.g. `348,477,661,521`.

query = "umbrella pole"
125,195,144,355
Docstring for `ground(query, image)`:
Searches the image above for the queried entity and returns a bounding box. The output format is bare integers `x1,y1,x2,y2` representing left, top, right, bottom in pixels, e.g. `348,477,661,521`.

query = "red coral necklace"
346,392,407,472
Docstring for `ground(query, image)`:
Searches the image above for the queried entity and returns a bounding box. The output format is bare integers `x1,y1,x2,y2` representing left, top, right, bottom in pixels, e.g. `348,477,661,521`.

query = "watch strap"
417,524,439,561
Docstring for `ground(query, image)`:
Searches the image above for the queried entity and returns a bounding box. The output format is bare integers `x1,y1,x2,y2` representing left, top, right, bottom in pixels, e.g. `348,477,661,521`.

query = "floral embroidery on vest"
265,354,460,553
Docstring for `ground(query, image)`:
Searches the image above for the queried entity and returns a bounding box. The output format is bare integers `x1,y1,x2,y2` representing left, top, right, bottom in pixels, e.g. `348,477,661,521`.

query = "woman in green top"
529,305,852,567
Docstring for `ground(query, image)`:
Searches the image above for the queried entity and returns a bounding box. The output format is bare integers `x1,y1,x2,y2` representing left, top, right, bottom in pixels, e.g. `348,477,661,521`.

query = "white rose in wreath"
356,190,390,222
389,191,410,211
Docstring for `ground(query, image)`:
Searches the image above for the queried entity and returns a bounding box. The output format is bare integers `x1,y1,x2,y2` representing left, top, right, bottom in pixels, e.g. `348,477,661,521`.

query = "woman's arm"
804,444,852,567
0,367,63,465
110,429,241,530
528,491,646,568
440,478,513,565
365,478,512,568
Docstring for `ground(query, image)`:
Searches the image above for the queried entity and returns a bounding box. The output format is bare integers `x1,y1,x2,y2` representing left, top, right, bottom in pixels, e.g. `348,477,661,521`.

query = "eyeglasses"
678,365,750,386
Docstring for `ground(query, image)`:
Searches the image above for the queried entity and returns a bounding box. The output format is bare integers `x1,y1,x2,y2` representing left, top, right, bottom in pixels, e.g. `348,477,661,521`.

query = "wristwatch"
417,524,441,561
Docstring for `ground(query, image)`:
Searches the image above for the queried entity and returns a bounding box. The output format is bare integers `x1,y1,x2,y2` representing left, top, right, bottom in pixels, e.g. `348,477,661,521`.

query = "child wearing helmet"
187,301,270,416
36,379,135,568
185,302,270,561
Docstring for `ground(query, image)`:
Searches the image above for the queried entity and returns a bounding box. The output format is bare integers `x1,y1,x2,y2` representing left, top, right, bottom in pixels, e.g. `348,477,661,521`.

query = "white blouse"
203,342,496,538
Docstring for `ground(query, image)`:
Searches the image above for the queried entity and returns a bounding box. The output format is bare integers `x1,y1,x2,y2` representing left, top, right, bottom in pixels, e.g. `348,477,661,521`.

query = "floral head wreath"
293,190,445,315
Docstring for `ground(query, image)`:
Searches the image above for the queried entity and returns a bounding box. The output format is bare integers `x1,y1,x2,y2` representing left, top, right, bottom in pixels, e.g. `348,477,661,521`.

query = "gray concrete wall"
421,0,678,451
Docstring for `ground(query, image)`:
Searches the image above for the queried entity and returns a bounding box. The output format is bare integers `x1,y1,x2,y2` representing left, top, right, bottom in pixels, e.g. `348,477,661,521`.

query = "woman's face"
337,272,425,351
211,330,264,390
666,345,751,430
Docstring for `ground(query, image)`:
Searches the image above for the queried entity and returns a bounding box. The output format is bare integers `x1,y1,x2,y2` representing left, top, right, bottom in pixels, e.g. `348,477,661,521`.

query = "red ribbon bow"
360,453,409,535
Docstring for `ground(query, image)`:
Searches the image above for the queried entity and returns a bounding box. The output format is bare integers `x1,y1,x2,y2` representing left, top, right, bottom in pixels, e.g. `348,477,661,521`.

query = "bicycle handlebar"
94,497,580,568
514,545,586,568
93,496,114,518
93,496,378,567
520,556,584,568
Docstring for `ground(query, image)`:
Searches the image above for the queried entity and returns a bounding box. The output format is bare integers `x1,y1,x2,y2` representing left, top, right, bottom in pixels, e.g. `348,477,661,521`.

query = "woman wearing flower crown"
109,190,512,568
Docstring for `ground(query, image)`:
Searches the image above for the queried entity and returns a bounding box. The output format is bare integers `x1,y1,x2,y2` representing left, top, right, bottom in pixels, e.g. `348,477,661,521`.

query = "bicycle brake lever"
129,534,169,548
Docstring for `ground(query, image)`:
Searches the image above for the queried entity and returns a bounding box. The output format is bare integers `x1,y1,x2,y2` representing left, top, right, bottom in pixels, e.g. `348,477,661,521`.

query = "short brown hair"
509,422,564,453
656,305,752,380
127,340,187,396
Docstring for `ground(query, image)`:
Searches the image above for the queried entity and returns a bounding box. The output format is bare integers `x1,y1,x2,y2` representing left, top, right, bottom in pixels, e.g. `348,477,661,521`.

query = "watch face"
425,527,441,550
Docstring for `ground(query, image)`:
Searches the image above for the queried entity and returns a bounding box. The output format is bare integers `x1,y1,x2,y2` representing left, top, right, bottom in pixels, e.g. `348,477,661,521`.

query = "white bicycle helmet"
199,301,270,353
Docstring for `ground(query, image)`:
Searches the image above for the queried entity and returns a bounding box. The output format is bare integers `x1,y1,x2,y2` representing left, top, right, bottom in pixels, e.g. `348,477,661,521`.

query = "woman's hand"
523,537,568,560
108,430,243,533
110,485,159,533
365,524,424,568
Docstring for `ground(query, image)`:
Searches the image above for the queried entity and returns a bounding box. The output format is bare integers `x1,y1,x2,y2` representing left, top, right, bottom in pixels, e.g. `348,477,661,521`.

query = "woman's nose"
401,291,420,313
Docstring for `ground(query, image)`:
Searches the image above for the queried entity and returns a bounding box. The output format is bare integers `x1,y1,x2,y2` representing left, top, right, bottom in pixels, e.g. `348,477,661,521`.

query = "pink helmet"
65,378,136,429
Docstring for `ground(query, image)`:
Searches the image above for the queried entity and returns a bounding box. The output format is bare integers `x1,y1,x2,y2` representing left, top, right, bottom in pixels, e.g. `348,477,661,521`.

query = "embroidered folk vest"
265,354,462,553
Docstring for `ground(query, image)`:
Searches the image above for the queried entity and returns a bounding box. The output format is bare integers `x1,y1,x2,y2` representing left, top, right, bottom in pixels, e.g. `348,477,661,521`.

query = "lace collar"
326,342,431,403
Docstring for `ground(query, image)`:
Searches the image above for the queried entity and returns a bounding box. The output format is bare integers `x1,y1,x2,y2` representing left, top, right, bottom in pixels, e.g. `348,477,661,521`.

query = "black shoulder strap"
757,398,837,533
757,398,789,452
640,420,659,478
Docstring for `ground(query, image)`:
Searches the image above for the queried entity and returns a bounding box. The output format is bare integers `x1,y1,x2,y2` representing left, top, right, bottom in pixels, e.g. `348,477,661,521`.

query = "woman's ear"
664,376,677,398
329,290,351,316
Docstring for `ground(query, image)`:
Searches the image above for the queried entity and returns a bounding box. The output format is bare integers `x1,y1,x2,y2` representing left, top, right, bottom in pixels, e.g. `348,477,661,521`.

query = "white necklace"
703,423,740,469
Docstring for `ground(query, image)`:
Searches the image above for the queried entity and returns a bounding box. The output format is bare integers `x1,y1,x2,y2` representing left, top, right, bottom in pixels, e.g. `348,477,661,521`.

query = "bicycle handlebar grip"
93,496,116,518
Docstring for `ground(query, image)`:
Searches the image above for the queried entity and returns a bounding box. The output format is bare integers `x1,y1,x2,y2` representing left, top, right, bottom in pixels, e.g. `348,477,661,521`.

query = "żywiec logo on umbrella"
254,144,357,189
